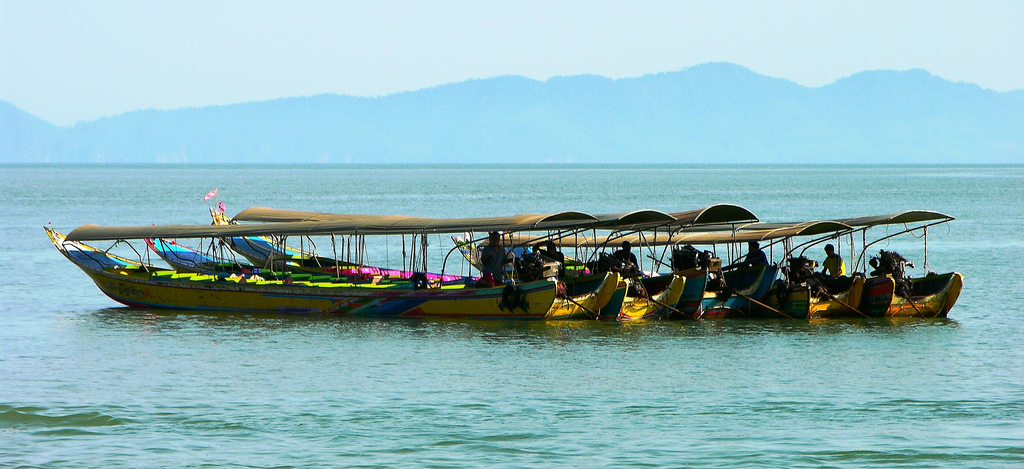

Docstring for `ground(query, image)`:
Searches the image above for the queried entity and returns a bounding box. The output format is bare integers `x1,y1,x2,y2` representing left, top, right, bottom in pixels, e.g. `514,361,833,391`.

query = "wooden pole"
727,289,796,320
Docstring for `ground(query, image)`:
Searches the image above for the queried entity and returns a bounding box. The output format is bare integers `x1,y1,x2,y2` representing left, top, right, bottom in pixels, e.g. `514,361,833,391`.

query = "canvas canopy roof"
668,204,758,227
65,211,605,241
488,205,756,247
591,210,676,227
516,220,851,249
233,205,758,231
236,206,680,230
234,207,413,223
680,220,853,244
834,210,953,228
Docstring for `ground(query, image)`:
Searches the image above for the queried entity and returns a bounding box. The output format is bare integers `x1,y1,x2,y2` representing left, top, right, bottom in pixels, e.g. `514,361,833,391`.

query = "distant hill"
2,63,1022,164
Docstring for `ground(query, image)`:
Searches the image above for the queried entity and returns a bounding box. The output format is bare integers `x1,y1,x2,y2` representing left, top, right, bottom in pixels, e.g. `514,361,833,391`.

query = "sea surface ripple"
1,165,1022,467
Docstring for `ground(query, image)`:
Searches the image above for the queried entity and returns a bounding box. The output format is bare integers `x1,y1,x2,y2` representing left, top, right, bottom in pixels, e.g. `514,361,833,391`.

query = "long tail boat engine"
671,244,716,271
869,250,915,298
785,256,818,284
515,252,547,282
591,252,640,278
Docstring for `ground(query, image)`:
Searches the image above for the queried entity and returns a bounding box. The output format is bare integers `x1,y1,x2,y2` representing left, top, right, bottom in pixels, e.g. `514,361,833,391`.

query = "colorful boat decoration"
145,237,258,276
212,208,466,283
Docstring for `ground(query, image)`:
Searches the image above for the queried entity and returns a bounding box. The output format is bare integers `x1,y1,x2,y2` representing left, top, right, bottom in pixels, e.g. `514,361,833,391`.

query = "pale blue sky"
2,0,1022,126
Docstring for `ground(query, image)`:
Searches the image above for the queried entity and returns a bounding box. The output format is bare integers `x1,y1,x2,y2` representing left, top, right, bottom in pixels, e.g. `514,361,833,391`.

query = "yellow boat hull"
809,275,866,319
546,272,621,320
862,272,963,318
79,266,555,318
619,274,685,321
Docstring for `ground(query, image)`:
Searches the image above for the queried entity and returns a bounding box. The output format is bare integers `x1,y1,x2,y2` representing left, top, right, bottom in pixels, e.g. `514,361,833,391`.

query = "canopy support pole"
332,234,339,280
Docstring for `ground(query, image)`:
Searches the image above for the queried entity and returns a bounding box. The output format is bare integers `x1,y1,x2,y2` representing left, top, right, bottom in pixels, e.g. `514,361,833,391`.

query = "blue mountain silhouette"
2,63,1021,164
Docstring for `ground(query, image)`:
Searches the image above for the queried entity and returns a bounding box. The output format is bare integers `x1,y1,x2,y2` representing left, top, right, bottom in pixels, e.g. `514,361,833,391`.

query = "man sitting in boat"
820,244,846,279
478,231,510,287
612,241,640,276
726,241,768,270
539,240,566,277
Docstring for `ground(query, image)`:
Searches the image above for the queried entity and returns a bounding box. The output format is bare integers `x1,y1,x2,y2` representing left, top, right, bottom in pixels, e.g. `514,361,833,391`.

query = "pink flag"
203,188,218,201
218,201,226,213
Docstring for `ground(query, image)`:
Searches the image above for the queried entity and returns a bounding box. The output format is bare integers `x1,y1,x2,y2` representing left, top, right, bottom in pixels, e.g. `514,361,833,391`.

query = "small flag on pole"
218,201,226,213
203,188,218,201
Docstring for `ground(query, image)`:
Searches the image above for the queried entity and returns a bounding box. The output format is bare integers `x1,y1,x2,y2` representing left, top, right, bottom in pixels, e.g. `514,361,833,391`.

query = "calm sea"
2,165,1022,467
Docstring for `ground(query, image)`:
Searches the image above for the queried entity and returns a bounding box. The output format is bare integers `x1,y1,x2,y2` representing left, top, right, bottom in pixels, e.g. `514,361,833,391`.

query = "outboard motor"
672,245,700,270
671,244,716,271
870,250,915,298
593,252,620,274
595,252,640,278
516,252,546,282
787,256,818,284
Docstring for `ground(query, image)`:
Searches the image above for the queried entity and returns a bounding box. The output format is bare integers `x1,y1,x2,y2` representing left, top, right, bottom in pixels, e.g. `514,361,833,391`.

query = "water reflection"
86,306,958,343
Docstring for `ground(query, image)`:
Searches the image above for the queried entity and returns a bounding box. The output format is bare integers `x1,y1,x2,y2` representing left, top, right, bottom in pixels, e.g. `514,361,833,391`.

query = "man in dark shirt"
726,240,768,270
612,241,639,271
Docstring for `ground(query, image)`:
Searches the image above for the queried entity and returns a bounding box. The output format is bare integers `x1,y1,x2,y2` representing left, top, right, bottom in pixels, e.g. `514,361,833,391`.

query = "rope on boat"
923,225,929,274
561,293,599,319
727,287,795,320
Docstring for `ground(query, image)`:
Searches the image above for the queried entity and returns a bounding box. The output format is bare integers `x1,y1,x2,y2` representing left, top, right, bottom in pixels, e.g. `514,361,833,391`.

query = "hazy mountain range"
2,63,1022,164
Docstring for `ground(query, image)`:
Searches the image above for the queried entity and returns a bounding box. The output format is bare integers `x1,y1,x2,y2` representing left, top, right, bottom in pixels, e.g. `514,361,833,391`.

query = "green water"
2,165,1022,467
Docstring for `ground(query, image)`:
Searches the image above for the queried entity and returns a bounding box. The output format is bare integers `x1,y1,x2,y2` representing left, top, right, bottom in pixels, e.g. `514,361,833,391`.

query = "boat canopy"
533,220,852,249
688,220,853,244
500,204,756,247
835,210,954,228
592,209,676,227
234,207,422,224
668,203,758,227
66,211,609,241
237,206,677,230
63,208,946,243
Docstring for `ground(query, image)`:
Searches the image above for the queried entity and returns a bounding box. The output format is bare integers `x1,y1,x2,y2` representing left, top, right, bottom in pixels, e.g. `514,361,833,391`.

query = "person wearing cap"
821,243,846,279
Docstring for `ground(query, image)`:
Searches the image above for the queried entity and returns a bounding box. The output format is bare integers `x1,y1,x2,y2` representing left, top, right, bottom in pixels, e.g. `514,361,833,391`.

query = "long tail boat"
230,207,689,321
715,220,866,319
48,211,616,318
861,271,963,318
838,211,963,318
